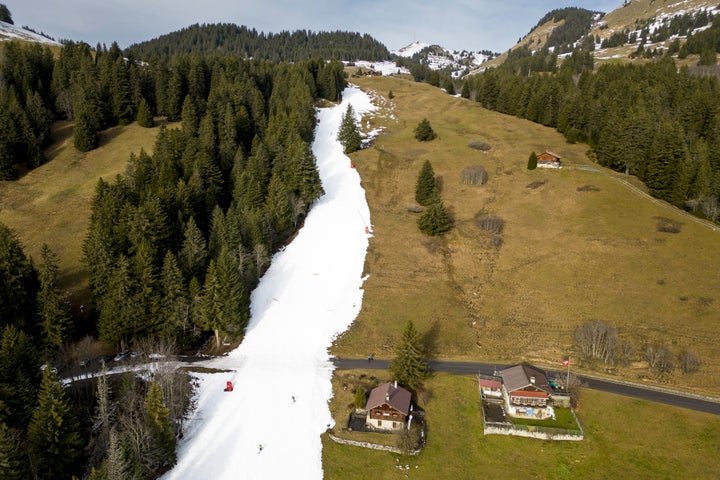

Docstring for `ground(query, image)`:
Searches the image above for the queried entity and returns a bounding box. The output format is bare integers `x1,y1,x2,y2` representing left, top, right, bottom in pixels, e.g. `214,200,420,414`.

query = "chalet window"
378,420,382,426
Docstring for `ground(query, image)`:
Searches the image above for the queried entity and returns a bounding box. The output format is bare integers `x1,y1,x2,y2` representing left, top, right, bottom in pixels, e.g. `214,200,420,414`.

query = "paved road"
332,358,720,416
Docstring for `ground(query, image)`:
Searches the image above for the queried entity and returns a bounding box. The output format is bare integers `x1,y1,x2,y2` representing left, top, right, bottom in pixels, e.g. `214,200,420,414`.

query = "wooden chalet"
365,382,412,431
536,151,562,169
500,364,553,408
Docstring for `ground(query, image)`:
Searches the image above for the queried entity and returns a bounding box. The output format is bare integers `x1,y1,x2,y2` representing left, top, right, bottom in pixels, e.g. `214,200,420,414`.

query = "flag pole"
562,358,570,391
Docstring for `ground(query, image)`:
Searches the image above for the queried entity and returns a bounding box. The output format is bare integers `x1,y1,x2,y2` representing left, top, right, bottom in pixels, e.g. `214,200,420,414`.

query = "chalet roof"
479,379,502,389
509,390,549,399
366,382,411,416
500,364,552,395
541,150,562,159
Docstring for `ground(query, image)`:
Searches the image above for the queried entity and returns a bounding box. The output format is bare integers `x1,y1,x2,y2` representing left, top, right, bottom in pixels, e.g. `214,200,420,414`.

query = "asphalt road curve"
331,358,720,416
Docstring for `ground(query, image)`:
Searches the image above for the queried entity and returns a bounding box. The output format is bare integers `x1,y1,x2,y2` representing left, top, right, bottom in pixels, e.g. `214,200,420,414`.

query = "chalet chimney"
385,393,390,402
530,376,536,384
394,381,397,388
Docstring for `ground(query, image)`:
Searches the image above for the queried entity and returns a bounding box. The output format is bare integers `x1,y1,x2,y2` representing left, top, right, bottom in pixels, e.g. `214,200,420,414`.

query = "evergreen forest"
0,18,352,476
125,23,391,63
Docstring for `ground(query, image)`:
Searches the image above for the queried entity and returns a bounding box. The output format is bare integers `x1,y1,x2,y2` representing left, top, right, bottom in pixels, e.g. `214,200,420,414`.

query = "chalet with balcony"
500,364,553,409
365,382,412,431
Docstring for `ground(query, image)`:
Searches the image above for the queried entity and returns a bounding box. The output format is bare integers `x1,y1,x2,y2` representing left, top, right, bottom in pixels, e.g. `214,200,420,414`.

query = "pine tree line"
125,24,391,63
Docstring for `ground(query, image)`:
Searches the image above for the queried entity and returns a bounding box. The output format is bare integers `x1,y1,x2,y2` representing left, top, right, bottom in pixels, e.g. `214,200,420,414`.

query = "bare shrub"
468,140,492,152
679,350,700,374
526,180,547,189
476,214,504,234
654,216,683,233
395,419,424,454
489,234,503,248
577,184,601,192
574,320,617,364
566,372,587,409
461,165,488,185
644,344,674,373
617,339,636,366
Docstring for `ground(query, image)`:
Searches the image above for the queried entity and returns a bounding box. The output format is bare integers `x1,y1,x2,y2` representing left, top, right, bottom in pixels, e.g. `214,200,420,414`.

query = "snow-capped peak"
391,41,430,57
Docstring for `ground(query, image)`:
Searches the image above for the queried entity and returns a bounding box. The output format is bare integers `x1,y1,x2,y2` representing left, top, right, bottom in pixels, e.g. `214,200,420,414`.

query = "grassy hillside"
335,75,720,397
0,120,162,303
323,371,720,479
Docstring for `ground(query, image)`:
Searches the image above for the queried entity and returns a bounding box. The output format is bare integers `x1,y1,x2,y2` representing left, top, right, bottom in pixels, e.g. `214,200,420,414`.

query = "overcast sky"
6,0,621,53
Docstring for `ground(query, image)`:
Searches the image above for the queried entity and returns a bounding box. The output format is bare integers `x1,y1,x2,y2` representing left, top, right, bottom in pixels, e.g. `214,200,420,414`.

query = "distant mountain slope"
392,41,495,78
125,23,390,62
0,20,59,46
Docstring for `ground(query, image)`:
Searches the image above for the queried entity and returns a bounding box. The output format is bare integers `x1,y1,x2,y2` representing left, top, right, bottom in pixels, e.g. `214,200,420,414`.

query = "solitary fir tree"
417,195,452,236
390,320,428,389
527,151,538,170
337,104,362,154
414,118,437,141
415,160,438,206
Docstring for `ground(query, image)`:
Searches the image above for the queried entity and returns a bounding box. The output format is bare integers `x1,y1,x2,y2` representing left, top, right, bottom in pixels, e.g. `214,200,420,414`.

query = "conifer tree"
136,97,154,127
0,4,13,24
527,151,538,170
73,107,99,152
390,320,428,389
265,173,294,245
415,160,438,206
337,104,361,154
0,223,38,329
417,195,452,236
179,216,208,282
27,367,82,479
160,251,191,340
111,57,134,125
0,422,25,480
0,325,41,428
37,244,71,349
414,118,437,141
143,381,176,470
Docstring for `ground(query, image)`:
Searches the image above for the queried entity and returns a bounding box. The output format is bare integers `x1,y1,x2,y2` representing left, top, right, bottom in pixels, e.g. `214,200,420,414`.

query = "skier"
258,444,264,453
292,395,296,403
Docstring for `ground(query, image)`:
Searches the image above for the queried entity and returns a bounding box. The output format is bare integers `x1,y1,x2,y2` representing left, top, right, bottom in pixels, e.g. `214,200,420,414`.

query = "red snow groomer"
224,381,233,392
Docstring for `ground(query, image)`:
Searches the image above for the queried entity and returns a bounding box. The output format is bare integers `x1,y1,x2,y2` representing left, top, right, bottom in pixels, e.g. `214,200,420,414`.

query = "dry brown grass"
0,120,162,303
334,75,720,397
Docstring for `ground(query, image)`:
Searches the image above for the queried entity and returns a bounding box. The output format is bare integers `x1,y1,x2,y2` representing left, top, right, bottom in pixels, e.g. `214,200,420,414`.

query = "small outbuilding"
536,151,562,169
365,382,412,431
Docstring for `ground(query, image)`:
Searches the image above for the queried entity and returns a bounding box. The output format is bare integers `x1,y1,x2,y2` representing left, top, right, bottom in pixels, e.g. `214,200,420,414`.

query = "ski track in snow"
161,85,376,480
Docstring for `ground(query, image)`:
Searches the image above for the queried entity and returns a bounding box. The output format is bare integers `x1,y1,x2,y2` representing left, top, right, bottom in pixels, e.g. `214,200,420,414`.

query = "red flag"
562,359,569,366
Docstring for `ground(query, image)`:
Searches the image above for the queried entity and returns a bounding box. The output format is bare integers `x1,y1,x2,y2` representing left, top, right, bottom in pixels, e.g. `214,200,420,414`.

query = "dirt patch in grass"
577,184,601,192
